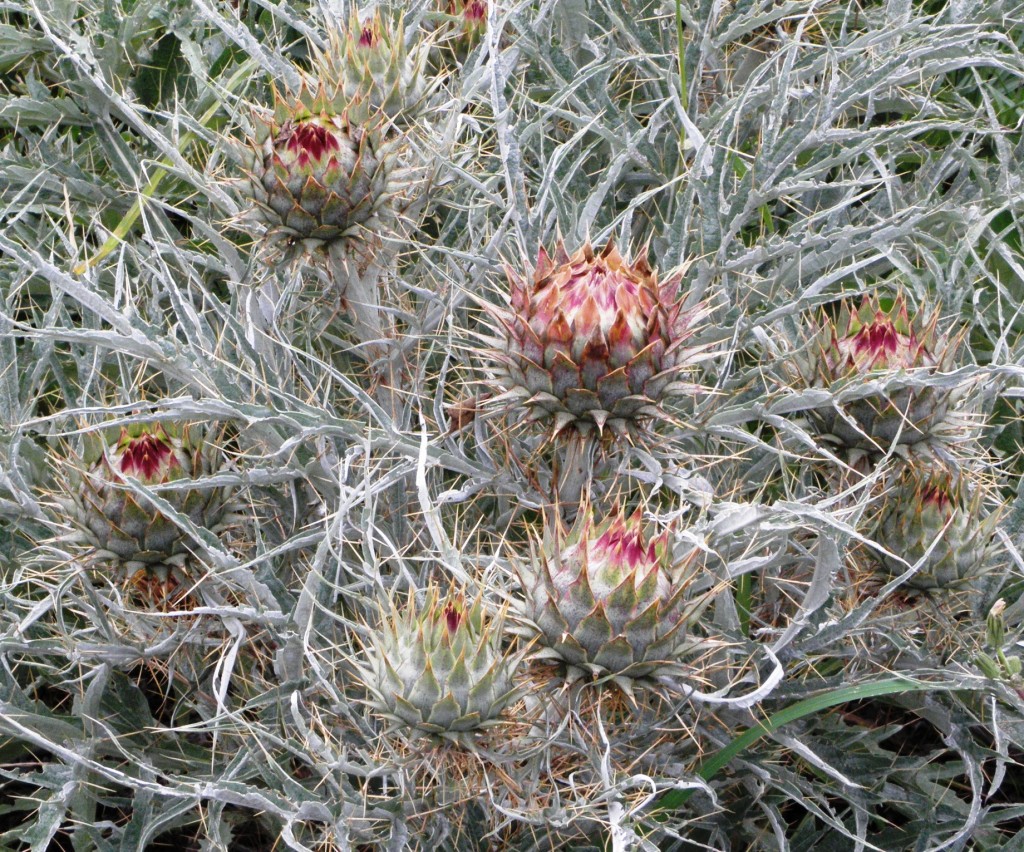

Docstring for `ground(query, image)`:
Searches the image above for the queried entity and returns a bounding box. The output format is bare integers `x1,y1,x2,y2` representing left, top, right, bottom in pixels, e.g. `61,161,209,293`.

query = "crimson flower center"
921,485,953,513
593,527,657,568
284,122,341,165
120,434,174,480
442,604,462,635
555,266,642,325
851,321,900,360
835,315,923,373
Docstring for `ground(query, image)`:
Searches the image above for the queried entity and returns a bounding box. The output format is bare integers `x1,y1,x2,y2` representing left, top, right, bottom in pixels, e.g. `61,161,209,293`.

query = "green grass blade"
653,677,949,816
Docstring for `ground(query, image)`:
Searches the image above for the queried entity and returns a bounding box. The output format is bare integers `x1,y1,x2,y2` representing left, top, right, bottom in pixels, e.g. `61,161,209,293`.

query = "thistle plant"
2,0,1024,848
242,37,435,424
518,507,705,688
359,586,520,735
488,240,707,438
792,293,962,451
62,421,230,573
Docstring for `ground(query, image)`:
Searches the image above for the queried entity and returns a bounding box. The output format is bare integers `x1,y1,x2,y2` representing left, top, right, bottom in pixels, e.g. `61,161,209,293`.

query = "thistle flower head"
829,295,935,374
65,421,229,570
519,507,700,685
327,11,427,122
460,0,487,39
791,292,961,449
874,464,999,590
361,586,519,735
246,87,396,251
491,240,707,437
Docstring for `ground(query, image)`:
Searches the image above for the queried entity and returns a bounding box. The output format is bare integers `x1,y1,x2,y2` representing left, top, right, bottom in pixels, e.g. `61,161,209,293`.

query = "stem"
675,0,687,152
326,242,409,424
327,241,413,544
73,60,256,275
555,432,598,522
736,572,752,637
329,242,386,356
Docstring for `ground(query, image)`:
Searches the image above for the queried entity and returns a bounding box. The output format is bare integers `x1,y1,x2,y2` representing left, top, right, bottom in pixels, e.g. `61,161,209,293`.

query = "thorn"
552,411,577,435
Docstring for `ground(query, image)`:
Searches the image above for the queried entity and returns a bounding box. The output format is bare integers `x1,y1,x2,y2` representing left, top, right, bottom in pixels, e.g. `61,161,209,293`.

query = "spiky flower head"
451,0,487,43
874,465,999,590
67,421,228,570
795,293,960,449
519,508,701,686
429,0,487,64
361,586,519,735
490,241,707,437
831,300,929,372
246,85,397,251
323,12,428,122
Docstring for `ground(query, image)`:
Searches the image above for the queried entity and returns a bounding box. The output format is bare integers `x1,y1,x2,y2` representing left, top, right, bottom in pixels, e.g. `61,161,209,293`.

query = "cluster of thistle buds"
355,233,720,729
245,11,431,258
229,0,1008,750
355,507,708,738
785,292,1001,593
372,237,718,713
